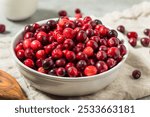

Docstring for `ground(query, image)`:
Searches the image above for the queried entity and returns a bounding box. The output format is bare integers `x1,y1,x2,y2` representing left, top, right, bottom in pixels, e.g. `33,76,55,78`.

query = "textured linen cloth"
0,1,150,100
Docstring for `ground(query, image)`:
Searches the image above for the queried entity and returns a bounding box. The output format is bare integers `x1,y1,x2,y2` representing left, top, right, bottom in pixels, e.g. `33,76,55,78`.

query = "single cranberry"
90,36,100,43
81,24,92,31
49,36,55,43
46,20,57,30
132,70,141,79
75,8,81,13
67,67,78,77
38,67,47,74
23,39,31,49
84,66,97,76
107,37,119,47
24,25,35,33
76,52,88,60
74,27,81,35
42,58,54,70
75,13,82,19
63,39,74,50
24,32,34,39
117,25,125,34
83,16,92,24
89,21,97,29
116,55,123,63
76,60,87,71
44,44,54,54
99,26,109,36
127,32,138,39
143,28,150,36
107,47,120,59
108,29,118,38
58,18,69,27
99,39,107,46
36,59,43,68
76,43,85,50
83,46,94,57
87,59,95,65
52,49,63,59
128,38,137,47
86,40,98,50
65,62,74,70
32,23,40,30
30,40,42,51
58,10,67,17
56,67,66,76
94,19,102,25
25,48,35,59
56,35,65,44
51,42,58,49
15,43,23,52
94,30,100,36
63,28,75,39
41,24,50,33
118,44,127,56
96,61,108,73
64,22,75,29
37,31,47,38
56,58,66,67
66,51,76,61
24,59,34,68
106,58,117,69
48,68,57,75
96,51,107,61
76,30,87,42
0,24,5,33
62,49,69,55
99,45,108,52
86,29,94,37
36,50,46,59
16,49,25,60
74,19,83,27
95,24,103,30
56,44,64,50
140,38,150,47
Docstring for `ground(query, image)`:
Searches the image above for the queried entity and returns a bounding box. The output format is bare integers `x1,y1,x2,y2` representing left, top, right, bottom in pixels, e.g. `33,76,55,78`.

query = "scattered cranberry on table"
0,24,6,33
143,28,150,36
127,31,138,40
117,25,125,34
140,38,150,47
132,70,141,79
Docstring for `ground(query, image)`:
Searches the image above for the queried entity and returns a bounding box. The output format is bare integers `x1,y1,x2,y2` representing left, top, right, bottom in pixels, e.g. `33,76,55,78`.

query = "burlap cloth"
0,2,150,100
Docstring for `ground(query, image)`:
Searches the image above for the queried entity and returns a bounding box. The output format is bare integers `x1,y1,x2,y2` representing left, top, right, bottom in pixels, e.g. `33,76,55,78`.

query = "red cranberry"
76,52,88,60
107,37,119,47
65,62,74,70
84,66,97,76
99,39,107,46
86,29,94,37
63,28,75,39
99,45,108,52
143,29,150,36
64,22,75,29
58,18,69,27
62,49,69,55
0,24,5,33
117,25,125,34
95,24,103,30
44,44,54,54
107,58,117,69
24,59,34,68
74,19,83,27
42,58,54,70
96,51,107,61
56,44,64,50
56,58,66,67
76,43,85,50
116,55,123,63
128,38,137,47
37,31,47,38
41,24,50,33
36,59,43,68
83,16,92,24
67,67,78,77
96,61,108,73
56,67,66,76
86,40,98,50
24,32,34,39
15,43,23,52
38,67,47,74
76,60,87,71
75,8,81,13
58,10,67,17
52,49,63,59
48,68,57,75
46,20,57,30
25,48,35,59
127,32,138,39
32,23,40,30
87,59,95,65
49,36,55,43
90,36,100,43
30,40,42,51
94,30,100,36
118,44,127,56
66,51,76,61
83,46,94,57
132,70,141,79
108,29,118,38
94,19,102,25
23,39,31,49
16,49,25,60
24,25,35,33
36,50,46,59
81,24,92,31
63,39,74,50
56,35,65,44
76,30,87,42
140,38,150,47
75,13,82,19
107,47,120,59
99,26,109,36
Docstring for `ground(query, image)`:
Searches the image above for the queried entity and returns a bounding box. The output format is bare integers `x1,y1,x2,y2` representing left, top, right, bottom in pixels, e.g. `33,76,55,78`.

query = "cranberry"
0,24,5,33
38,67,47,73
24,32,34,39
83,16,92,24
46,20,57,30
36,59,43,68
76,43,85,50
63,28,75,39
95,24,103,30
56,35,65,44
87,59,95,65
62,49,69,55
52,49,63,59
99,26,109,36
41,24,50,33
32,23,40,30
143,29,150,36
74,19,83,27
89,21,97,29
96,51,107,61
30,40,42,50
86,29,94,37
49,36,55,43
56,67,66,76
94,30,100,36
75,13,82,19
76,52,88,60
24,25,34,33
63,39,74,50
127,32,138,39
108,29,118,38
65,62,74,70
48,68,57,75
42,58,54,70
37,31,47,38
116,55,123,63
83,46,94,57
94,19,102,25
76,30,87,42
99,39,107,46
117,25,125,34
36,50,46,59
56,44,64,50
90,36,100,43
58,10,67,17
107,37,119,47
107,47,120,59
99,45,108,52
96,61,108,73
24,59,34,68
66,51,76,61
75,8,81,13
23,39,31,49
56,58,66,67
64,22,75,29
81,24,92,31
132,70,141,79
128,38,137,47
44,44,54,54
118,44,127,56
76,60,87,71
25,48,35,59
140,38,150,47
15,43,23,52
16,49,25,60
86,40,98,50
84,66,97,76
107,58,117,69
67,67,78,77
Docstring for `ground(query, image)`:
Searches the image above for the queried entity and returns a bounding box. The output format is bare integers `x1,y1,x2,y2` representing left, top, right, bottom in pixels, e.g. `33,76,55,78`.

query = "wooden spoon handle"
0,70,27,100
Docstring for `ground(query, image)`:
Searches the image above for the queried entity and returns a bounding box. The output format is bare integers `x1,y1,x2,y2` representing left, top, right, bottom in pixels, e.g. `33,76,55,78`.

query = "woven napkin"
1,1,150,100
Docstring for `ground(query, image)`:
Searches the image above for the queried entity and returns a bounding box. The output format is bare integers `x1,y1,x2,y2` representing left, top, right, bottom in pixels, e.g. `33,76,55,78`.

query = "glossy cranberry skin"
128,38,137,47
48,36,55,43
90,36,100,43
86,29,94,37
44,44,54,54
76,60,87,71
117,25,125,34
75,13,82,19
36,50,46,59
87,59,95,65
75,8,81,13
56,44,64,50
107,58,117,69
143,29,150,36
86,40,98,50
57,67,66,76
127,32,138,39
81,24,92,31
99,39,107,46
99,45,108,52
89,21,97,29
23,39,31,49
66,51,76,61
48,68,57,76
42,58,54,70
99,26,109,36
96,51,107,61
65,62,74,70
118,44,127,56
32,23,40,30
74,19,83,27
63,28,75,39
15,43,23,52
96,61,108,73
25,48,35,59
24,59,34,68
0,24,5,33
16,49,25,60
94,19,102,25
58,10,67,17
108,29,118,38
83,47,94,57
76,43,85,50
76,52,88,60
63,39,74,50
76,30,87,42
36,59,43,68
52,49,63,59
84,66,97,76
140,38,150,47
24,32,34,39
30,40,42,51
132,70,141,79
94,30,100,36
107,47,120,59
116,55,123,63
24,25,34,33
38,67,47,74
56,35,65,44
107,37,119,47
56,58,66,67
64,22,75,29
83,16,92,24
37,31,47,38
46,20,57,30
67,67,78,77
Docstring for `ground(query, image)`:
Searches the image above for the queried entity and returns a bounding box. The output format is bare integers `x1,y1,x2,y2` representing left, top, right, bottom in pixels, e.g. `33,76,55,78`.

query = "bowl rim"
11,17,129,81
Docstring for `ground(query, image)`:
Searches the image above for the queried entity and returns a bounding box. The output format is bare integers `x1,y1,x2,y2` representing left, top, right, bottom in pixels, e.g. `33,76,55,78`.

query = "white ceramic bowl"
11,18,129,96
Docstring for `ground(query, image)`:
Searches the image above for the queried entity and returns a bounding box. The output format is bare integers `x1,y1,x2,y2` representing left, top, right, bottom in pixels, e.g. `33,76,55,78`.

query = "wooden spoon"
0,70,27,100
